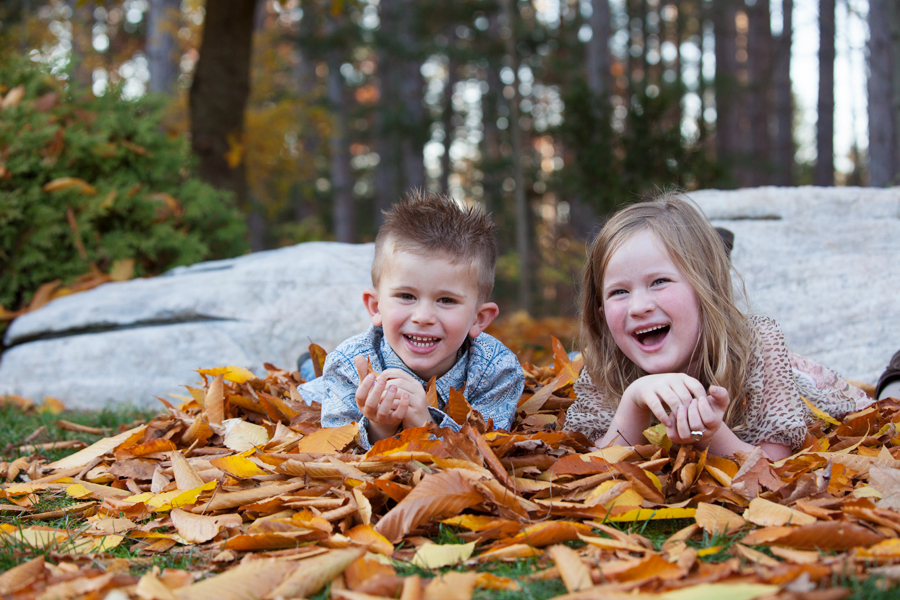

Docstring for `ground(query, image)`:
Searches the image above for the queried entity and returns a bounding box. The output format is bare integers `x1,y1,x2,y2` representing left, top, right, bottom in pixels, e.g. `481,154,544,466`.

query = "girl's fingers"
688,399,706,433
696,395,719,426
708,386,730,409
674,405,692,442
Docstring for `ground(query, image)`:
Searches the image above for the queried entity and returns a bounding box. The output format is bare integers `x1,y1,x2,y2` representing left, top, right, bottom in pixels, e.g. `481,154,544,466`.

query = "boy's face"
363,249,498,381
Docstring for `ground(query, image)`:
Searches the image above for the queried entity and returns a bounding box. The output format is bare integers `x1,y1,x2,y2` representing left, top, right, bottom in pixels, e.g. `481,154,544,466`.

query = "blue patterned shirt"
298,325,524,449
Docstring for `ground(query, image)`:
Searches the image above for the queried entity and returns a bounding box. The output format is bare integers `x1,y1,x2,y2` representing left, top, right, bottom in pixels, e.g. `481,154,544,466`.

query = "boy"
297,190,524,449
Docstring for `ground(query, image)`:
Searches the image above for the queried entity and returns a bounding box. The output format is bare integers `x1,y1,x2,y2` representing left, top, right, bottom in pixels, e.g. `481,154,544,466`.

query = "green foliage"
0,57,248,311
555,79,725,218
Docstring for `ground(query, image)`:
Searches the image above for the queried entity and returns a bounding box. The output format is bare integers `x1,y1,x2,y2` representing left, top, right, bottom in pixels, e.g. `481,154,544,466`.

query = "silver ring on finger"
690,429,705,442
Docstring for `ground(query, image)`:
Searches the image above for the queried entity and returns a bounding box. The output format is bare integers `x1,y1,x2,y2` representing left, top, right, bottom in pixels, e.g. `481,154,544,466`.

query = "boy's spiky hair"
372,190,498,302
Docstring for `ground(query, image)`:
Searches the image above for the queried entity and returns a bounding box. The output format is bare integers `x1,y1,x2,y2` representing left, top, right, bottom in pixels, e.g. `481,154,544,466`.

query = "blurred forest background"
0,0,895,319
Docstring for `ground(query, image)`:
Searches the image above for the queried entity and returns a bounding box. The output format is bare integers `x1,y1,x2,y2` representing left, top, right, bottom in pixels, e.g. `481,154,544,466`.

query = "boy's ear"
362,288,382,327
468,301,500,338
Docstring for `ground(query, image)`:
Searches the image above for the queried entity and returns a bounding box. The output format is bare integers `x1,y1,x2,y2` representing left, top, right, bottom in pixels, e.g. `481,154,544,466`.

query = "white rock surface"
0,242,374,409
691,186,900,385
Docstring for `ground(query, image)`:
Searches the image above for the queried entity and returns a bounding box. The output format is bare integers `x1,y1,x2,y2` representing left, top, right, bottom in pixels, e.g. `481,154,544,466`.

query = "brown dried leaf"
169,451,205,491
0,555,44,595
746,497,817,527
205,375,225,426
170,508,241,544
46,425,147,471
547,544,592,592
695,502,747,536
173,558,297,600
869,466,900,511
422,571,478,600
264,548,366,599
375,469,484,543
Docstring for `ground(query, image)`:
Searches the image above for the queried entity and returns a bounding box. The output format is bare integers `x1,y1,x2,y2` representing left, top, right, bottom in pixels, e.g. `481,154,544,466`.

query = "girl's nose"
628,290,655,315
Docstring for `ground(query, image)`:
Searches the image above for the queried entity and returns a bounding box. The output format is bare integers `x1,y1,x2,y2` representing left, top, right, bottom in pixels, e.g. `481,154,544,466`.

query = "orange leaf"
446,387,472,424
129,438,177,456
497,521,593,549
610,553,683,583
205,375,225,426
347,524,394,557
172,558,297,600
373,479,412,503
309,343,328,379
741,520,884,551
0,556,44,595
295,423,358,453
46,425,147,471
375,469,484,543
42,177,97,195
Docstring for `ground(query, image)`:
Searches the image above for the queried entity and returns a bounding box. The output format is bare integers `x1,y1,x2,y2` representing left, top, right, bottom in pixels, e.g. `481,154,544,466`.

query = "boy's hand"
354,357,409,441
377,369,434,430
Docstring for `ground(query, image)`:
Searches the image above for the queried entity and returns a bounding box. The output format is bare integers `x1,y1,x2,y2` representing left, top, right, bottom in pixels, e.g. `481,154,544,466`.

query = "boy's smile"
363,249,498,381
601,229,702,377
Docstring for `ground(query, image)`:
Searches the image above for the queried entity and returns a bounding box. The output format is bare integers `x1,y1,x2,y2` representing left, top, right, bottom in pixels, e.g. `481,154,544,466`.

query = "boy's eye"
438,297,457,305
398,293,415,301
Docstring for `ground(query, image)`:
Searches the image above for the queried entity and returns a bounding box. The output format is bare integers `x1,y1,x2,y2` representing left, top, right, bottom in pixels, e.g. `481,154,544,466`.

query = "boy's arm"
312,349,382,450
464,337,525,431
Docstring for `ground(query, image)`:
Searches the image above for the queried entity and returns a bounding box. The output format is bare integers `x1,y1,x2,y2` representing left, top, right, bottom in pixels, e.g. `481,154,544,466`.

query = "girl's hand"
621,373,709,428
670,385,730,445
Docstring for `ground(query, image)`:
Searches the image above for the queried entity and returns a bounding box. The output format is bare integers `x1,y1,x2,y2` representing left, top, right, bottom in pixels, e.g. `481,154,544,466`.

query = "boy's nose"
412,303,436,323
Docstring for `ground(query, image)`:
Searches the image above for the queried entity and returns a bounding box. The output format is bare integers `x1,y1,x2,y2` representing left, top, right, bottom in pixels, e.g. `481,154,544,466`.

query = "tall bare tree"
586,0,611,96
326,14,354,243
868,0,897,186
189,0,259,246
746,0,773,184
814,0,835,186
773,0,794,186
713,2,740,182
397,0,426,191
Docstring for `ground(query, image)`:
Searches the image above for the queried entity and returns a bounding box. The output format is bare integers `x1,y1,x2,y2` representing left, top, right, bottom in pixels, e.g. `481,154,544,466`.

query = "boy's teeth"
407,335,439,347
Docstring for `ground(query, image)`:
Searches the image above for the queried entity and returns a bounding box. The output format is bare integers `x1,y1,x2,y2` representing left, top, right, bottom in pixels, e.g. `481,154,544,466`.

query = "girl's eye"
652,278,669,286
607,289,626,298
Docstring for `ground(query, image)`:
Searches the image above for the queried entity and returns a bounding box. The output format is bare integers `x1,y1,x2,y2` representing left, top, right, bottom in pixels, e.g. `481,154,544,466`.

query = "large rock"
691,186,900,385
0,242,374,409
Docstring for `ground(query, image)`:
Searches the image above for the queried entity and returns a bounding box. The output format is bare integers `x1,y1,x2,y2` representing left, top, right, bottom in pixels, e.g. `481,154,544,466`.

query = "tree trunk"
869,0,897,186
440,48,458,196
326,16,354,243
746,0,773,185
397,0,426,192
586,0,611,96
499,0,531,313
814,0,835,186
712,2,740,182
189,0,258,247
887,0,900,175
773,0,794,186
146,0,181,95
374,0,401,221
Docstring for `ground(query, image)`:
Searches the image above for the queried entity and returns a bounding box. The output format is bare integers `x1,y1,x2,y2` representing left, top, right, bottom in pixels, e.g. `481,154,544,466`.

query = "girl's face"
600,229,702,377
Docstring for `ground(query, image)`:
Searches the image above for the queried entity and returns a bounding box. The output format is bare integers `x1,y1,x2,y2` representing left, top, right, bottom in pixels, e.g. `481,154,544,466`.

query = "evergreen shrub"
0,57,248,313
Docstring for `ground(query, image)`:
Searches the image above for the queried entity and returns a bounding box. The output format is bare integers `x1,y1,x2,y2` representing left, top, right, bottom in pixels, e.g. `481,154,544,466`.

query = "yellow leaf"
411,542,476,569
209,455,269,479
660,583,779,600
606,507,697,522
150,481,216,512
800,395,841,426
642,423,672,450
198,366,257,384
65,484,93,500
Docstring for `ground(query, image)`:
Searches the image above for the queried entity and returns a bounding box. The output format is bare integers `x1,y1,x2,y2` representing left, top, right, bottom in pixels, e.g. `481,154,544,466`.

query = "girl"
566,194,871,460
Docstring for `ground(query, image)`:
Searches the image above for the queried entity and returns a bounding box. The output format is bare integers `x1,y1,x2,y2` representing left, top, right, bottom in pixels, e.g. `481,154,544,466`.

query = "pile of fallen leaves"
3,338,900,600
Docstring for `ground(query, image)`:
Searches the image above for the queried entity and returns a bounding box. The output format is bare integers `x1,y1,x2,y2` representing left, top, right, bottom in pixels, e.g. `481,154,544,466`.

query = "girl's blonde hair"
579,192,752,429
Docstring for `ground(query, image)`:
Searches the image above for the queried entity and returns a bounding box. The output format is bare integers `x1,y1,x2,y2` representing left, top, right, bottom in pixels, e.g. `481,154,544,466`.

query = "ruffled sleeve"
738,316,808,449
566,368,617,443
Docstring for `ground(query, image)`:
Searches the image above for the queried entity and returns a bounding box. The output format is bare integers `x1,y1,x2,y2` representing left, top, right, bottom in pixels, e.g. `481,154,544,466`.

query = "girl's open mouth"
634,325,669,347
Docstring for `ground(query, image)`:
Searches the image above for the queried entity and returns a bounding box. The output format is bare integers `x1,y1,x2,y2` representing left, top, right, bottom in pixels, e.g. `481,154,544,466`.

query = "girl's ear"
468,302,500,338
362,288,382,327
